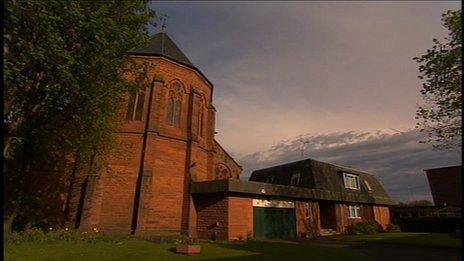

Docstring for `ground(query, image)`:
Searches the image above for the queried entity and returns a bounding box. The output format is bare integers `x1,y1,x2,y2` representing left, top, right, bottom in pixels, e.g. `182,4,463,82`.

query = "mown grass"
4,236,376,261
339,232,461,248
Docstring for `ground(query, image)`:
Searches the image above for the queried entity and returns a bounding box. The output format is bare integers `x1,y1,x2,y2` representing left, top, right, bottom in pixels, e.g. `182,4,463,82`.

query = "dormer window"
265,175,275,183
364,180,372,191
290,171,300,186
343,173,360,190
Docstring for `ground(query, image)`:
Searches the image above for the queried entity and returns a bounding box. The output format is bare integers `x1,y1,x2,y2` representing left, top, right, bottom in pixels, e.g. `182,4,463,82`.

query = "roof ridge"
129,32,194,67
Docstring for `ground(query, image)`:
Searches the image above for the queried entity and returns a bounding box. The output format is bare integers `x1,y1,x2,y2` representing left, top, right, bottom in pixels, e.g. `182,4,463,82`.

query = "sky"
148,1,461,202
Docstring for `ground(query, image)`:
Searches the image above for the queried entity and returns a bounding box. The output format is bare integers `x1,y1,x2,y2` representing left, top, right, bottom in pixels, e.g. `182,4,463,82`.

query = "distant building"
424,165,461,207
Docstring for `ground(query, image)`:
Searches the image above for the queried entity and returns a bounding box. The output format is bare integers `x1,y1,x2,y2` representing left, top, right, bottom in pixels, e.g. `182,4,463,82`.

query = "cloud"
150,1,461,155
237,129,461,202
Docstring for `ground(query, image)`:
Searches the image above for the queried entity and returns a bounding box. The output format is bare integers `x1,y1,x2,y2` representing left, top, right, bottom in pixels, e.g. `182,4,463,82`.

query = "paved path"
300,239,461,261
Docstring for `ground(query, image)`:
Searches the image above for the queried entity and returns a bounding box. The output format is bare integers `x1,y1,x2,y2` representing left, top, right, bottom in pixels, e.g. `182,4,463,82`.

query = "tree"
4,0,156,230
414,9,462,149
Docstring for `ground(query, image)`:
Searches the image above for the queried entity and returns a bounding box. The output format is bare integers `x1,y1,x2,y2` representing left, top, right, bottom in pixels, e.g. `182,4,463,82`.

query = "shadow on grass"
198,240,373,261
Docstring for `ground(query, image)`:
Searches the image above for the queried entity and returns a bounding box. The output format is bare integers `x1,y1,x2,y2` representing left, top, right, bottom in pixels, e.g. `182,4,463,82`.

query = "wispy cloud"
237,129,461,202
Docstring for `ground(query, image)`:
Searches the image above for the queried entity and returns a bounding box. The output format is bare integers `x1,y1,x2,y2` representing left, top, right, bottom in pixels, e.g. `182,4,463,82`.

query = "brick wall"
194,194,229,240
213,141,243,180
228,197,253,241
335,204,349,233
373,206,390,230
70,57,244,236
295,201,320,237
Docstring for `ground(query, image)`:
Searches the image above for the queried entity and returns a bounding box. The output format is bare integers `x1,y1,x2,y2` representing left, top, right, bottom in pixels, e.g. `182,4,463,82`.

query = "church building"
64,32,393,240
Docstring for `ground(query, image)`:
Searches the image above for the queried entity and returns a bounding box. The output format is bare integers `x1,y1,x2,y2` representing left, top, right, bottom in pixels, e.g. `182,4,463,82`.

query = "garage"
252,199,296,239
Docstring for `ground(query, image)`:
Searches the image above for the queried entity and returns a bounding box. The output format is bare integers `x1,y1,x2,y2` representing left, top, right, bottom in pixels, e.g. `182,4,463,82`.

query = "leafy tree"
414,9,462,149
4,0,156,230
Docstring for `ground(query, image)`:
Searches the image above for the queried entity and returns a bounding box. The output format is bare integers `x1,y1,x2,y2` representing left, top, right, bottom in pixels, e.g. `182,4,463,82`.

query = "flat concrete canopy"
191,179,395,206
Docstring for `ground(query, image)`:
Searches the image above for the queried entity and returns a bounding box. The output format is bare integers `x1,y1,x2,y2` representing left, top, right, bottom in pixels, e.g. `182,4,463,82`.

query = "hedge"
398,217,461,233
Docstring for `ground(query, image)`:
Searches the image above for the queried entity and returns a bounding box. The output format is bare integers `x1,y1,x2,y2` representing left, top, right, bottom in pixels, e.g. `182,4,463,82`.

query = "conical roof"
129,32,194,67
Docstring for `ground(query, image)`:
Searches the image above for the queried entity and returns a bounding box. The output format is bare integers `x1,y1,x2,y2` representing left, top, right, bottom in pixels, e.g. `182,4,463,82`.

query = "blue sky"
148,1,461,202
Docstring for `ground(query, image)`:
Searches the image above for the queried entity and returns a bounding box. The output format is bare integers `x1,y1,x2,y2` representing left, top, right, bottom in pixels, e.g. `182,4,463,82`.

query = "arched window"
166,82,183,127
126,87,146,121
215,164,231,180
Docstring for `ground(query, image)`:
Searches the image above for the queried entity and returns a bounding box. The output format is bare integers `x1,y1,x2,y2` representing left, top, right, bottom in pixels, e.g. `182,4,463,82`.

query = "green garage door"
253,207,296,239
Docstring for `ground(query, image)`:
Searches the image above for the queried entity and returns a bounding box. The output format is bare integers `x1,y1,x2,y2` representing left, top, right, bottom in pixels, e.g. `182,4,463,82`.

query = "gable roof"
249,158,393,205
129,32,194,67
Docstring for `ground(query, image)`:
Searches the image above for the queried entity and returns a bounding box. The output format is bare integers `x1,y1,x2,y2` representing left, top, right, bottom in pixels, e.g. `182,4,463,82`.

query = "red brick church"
64,32,393,240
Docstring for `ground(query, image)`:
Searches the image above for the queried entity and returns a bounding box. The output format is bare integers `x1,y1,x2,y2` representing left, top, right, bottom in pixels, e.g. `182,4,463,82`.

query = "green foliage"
414,9,462,149
386,223,401,232
398,217,461,233
173,237,200,245
347,221,384,235
3,0,156,228
5,228,129,245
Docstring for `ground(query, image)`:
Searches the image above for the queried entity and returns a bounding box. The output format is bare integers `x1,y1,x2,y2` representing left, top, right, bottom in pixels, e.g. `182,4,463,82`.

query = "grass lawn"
338,232,461,248
4,239,376,261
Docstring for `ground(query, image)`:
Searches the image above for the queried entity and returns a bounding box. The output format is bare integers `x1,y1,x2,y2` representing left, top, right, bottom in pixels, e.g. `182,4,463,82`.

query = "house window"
290,171,300,186
343,173,360,190
265,175,275,183
125,87,146,121
166,83,183,126
348,205,361,219
364,180,372,191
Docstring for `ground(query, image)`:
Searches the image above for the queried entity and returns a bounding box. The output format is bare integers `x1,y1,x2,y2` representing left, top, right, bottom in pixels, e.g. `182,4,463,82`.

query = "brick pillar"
133,168,153,235
78,172,103,231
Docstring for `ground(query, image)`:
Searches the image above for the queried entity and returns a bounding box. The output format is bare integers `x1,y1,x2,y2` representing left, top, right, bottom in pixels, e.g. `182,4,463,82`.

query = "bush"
5,228,128,245
348,221,384,235
398,217,461,233
386,223,401,232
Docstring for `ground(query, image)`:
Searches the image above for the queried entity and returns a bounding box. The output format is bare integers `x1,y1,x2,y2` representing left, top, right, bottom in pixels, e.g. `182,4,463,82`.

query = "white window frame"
290,171,300,186
364,180,372,191
348,205,361,219
343,173,360,190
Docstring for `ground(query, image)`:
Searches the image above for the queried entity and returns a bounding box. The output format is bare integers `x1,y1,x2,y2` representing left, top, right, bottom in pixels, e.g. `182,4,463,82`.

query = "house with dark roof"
192,158,394,239
59,31,393,241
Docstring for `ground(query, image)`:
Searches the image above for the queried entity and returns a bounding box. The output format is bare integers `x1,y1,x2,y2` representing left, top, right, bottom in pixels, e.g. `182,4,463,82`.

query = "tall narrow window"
166,83,183,127
198,105,204,137
126,87,146,121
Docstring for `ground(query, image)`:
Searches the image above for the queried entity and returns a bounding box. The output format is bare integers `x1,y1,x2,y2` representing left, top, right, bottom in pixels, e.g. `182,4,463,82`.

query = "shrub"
398,217,461,233
348,221,384,235
386,223,401,232
5,228,128,245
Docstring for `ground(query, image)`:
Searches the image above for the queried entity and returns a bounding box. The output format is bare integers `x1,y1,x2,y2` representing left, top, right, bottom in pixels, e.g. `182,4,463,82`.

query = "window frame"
348,205,361,219
364,180,372,191
166,82,183,127
290,171,301,186
343,172,360,190
265,175,275,183
125,87,146,121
